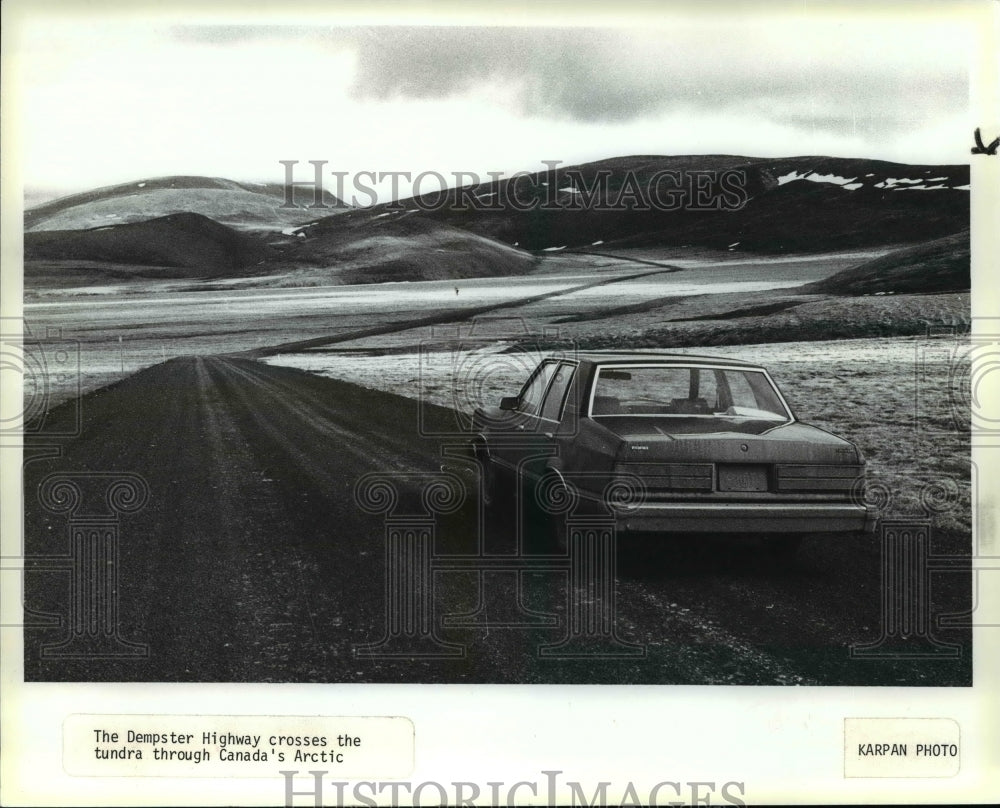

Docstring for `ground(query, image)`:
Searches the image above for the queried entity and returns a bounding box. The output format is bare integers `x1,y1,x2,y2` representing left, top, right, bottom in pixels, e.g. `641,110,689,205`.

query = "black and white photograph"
2,0,997,805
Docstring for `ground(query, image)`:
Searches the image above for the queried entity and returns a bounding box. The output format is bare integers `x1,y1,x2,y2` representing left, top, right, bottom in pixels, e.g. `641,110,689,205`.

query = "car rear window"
590,365,790,421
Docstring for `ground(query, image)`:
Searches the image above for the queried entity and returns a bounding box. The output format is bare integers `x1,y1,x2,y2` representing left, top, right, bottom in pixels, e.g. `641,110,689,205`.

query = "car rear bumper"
616,502,878,534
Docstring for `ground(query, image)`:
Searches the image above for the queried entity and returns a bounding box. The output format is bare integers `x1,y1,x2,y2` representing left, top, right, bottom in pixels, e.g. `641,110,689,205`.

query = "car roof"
569,350,760,368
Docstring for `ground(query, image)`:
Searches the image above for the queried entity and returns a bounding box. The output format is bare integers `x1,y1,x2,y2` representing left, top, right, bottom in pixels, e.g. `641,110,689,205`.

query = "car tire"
546,510,569,554
479,454,513,534
478,455,527,554
480,454,498,510
533,469,576,554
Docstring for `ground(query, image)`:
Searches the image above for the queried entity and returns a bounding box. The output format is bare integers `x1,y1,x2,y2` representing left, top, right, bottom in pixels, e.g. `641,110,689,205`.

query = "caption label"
64,714,413,778
844,717,960,778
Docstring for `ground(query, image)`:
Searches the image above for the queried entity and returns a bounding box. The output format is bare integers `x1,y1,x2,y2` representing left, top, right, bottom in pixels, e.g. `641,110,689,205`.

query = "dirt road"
23,357,970,684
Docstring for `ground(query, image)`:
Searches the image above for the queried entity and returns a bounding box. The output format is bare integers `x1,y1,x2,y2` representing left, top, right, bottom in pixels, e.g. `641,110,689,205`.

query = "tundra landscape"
20,155,973,685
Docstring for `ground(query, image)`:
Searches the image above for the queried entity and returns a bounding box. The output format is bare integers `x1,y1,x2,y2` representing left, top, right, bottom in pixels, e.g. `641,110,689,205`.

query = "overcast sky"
10,3,981,201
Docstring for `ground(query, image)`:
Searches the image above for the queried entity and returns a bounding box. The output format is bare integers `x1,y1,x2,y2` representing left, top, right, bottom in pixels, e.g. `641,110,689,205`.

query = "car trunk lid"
604,418,862,495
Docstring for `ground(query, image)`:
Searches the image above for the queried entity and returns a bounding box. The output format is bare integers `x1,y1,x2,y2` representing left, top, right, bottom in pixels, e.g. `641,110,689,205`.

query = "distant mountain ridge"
22,155,970,289
382,154,969,253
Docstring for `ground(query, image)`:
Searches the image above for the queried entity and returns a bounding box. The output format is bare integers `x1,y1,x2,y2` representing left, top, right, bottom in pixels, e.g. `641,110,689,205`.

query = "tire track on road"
184,356,348,679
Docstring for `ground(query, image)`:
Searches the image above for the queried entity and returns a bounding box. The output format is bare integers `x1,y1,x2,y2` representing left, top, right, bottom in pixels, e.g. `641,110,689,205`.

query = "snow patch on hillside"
778,171,860,189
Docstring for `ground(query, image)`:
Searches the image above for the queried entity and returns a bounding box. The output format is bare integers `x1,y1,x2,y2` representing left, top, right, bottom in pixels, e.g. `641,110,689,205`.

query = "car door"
513,361,578,489
489,360,558,475
538,361,577,435
489,360,577,476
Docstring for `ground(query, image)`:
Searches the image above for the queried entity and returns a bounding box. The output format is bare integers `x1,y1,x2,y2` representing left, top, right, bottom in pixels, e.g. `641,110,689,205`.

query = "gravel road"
23,357,971,684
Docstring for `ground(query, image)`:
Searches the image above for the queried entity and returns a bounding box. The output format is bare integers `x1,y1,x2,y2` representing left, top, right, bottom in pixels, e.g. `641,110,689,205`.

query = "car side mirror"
499,396,519,411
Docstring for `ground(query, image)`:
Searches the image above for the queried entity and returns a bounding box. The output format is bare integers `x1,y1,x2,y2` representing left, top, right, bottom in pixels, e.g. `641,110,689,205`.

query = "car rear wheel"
546,510,569,554
480,455,498,509
531,469,576,554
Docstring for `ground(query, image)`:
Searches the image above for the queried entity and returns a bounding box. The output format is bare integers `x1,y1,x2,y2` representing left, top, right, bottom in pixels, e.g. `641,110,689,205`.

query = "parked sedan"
471,351,878,556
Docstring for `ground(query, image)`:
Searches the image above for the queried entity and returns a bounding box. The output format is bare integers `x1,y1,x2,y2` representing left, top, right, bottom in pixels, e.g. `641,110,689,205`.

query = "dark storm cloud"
170,24,966,130
345,26,966,129
346,27,694,120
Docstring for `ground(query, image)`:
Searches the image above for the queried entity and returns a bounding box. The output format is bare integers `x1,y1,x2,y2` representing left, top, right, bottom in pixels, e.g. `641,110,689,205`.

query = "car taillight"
613,462,714,492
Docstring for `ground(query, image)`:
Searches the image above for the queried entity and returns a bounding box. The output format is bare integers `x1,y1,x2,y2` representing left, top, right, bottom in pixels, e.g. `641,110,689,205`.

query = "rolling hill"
798,230,970,295
24,213,263,278
24,175,346,232
266,208,537,285
23,208,537,287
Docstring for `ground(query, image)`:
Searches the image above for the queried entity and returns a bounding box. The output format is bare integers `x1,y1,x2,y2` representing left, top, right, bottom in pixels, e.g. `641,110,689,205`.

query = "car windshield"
590,365,791,421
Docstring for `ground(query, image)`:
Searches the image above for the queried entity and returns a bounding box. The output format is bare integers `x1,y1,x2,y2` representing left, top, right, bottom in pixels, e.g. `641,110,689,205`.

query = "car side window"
724,370,755,407
540,363,576,422
697,368,719,410
517,362,557,416
722,370,787,417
